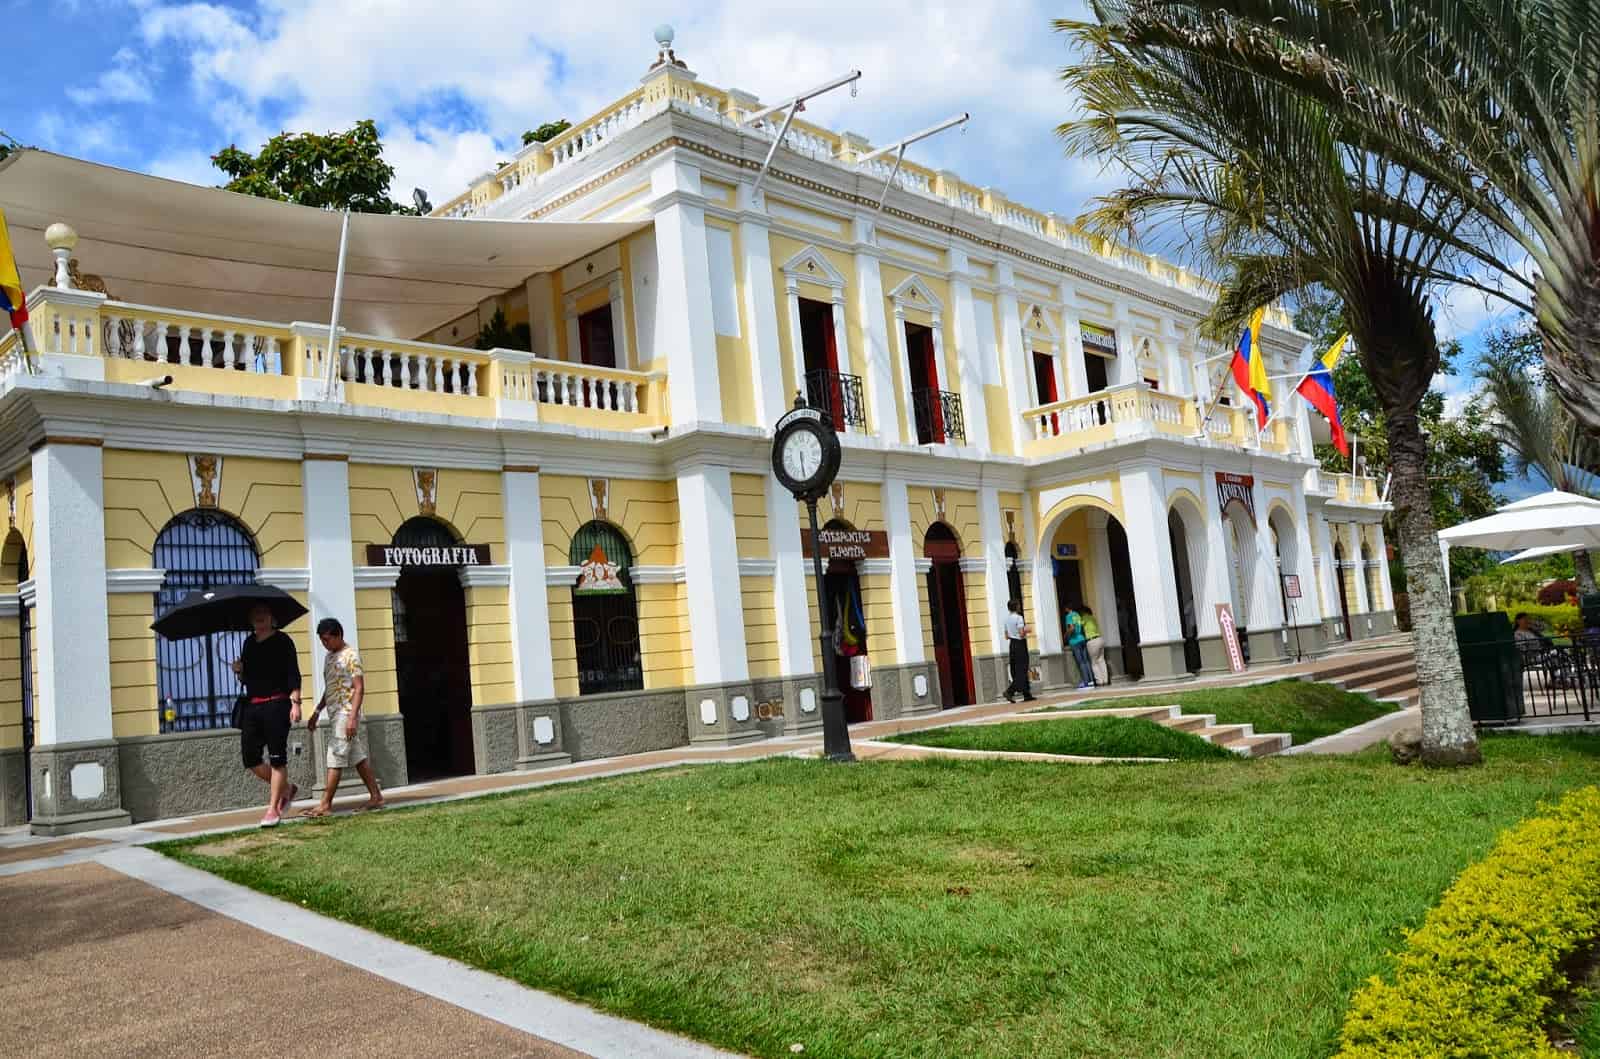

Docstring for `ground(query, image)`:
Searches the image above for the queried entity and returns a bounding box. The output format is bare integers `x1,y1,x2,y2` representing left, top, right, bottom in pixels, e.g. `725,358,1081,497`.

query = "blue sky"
8,0,1530,464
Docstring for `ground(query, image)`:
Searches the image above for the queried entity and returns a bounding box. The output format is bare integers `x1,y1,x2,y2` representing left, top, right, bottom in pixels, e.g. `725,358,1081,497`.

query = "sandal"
299,806,331,818
354,800,385,813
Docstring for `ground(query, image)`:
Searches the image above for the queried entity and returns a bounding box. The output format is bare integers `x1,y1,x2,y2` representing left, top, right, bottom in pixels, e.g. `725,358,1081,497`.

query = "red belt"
249,694,291,704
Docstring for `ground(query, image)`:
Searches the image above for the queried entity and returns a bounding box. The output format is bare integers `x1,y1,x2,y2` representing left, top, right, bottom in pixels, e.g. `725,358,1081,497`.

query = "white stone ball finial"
654,23,675,48
45,222,78,290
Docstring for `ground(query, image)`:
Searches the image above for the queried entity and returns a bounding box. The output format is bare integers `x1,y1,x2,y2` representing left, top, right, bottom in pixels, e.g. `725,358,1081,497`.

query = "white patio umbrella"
1440,491,1600,583
1499,543,1580,565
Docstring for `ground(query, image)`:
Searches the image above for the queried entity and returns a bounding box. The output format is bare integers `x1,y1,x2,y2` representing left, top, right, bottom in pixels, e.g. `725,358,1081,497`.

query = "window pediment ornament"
1023,303,1061,343
780,245,847,292
888,274,944,316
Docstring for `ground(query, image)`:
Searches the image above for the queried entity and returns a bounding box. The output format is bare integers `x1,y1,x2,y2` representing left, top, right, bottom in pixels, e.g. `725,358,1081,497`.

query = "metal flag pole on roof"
320,208,352,401
857,112,970,212
745,70,862,202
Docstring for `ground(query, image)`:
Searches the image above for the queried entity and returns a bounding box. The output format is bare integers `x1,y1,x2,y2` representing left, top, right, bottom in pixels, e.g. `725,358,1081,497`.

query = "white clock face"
782,429,824,483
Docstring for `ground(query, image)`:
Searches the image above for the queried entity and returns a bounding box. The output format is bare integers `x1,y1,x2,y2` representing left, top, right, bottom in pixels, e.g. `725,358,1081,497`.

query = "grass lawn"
1049,678,1397,745
884,715,1236,761
164,733,1600,1059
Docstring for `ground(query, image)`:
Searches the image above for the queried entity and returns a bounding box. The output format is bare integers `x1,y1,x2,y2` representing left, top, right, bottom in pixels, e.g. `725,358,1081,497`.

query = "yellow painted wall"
731,474,769,559
1048,509,1102,618
0,609,18,750
639,582,692,689
103,450,305,569
767,235,863,419
547,586,579,698
984,386,1014,457
906,487,982,557
109,592,157,737
709,220,757,428
743,575,780,679
348,464,504,563
880,265,958,438
354,587,399,716
11,467,34,567
465,585,516,707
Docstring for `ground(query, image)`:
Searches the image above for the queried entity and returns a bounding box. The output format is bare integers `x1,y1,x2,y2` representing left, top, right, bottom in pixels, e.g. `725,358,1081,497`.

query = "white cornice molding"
858,558,892,577
18,578,35,605
254,567,310,591
0,593,17,618
460,564,512,588
630,564,686,584
546,564,581,587
958,557,985,575
737,558,777,577
106,568,168,594
353,566,402,590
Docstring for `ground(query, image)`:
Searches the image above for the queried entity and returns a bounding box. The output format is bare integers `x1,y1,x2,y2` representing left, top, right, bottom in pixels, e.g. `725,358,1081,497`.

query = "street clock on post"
771,401,842,501
770,394,854,762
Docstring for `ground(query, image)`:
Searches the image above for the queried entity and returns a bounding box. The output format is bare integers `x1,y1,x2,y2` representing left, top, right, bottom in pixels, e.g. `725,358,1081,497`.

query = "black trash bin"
1452,612,1522,725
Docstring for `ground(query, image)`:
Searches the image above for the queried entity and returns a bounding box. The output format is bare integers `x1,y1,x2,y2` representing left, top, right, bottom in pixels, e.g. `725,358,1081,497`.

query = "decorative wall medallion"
413,468,438,516
588,478,610,522
932,489,947,522
828,482,846,520
755,699,784,720
188,454,222,509
699,698,718,725
799,688,817,713
731,696,751,722
913,673,929,698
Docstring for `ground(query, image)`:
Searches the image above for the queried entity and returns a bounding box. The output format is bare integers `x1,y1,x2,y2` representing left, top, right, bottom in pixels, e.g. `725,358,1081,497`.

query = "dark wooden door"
395,568,475,779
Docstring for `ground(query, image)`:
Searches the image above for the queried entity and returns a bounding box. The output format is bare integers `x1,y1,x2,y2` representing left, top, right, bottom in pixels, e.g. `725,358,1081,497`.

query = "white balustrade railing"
304,334,485,398
1025,384,1190,441
0,330,25,383
101,307,289,374
527,361,646,413
548,94,655,172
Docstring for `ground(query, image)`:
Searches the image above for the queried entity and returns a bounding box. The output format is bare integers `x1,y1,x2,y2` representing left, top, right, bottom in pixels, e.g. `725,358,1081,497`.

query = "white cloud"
66,48,155,106
128,0,1107,212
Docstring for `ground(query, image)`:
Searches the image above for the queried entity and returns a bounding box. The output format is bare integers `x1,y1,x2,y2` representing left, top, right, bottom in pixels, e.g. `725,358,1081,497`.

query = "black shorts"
240,697,292,768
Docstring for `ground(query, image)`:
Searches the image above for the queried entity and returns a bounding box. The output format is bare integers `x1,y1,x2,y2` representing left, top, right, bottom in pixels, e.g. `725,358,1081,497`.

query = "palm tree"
1477,342,1600,593
1058,5,1484,764
1105,0,1600,433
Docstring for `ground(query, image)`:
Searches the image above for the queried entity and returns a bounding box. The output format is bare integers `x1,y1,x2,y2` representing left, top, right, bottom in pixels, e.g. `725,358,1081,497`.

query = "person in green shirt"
1063,604,1092,689
1080,605,1108,686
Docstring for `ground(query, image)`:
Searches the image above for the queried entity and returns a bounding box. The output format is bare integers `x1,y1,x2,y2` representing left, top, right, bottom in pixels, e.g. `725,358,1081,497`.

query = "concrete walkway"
0,633,1414,1057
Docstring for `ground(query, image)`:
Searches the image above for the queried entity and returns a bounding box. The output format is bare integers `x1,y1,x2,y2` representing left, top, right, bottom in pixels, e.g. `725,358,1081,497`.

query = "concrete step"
1196,723,1250,746
1239,732,1293,756
1313,658,1415,686
1308,652,1413,683
1162,713,1212,734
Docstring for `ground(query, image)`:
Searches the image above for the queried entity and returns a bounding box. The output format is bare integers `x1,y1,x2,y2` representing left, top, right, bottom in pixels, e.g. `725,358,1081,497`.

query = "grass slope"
1054,678,1395,745
885,715,1236,761
165,733,1600,1059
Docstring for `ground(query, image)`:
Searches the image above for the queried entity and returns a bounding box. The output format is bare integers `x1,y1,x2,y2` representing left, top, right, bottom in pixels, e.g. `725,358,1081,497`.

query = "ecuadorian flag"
1297,334,1350,457
1229,306,1271,428
0,208,27,330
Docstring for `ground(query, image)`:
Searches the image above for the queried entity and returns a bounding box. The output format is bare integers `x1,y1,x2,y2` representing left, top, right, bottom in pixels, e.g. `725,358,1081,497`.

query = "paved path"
0,633,1412,1057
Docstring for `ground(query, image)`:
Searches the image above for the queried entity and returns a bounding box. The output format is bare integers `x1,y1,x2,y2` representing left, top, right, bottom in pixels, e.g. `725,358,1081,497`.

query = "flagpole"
15,315,38,374
320,209,352,401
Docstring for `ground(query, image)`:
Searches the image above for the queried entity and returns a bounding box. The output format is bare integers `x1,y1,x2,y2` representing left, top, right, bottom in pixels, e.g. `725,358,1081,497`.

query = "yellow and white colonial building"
0,33,1393,832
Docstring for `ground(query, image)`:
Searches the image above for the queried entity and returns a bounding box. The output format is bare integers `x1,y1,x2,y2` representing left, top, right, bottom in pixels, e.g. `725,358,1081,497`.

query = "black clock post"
771,395,855,763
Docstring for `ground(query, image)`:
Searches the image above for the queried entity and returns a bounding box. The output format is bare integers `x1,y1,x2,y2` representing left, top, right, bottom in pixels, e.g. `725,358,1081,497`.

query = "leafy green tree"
1059,4,1485,764
473,308,531,352
212,120,416,214
1293,298,1507,583
522,120,571,146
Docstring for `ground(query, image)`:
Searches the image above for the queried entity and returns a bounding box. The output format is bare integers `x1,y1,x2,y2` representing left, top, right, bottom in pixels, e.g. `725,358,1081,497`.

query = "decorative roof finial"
649,24,686,71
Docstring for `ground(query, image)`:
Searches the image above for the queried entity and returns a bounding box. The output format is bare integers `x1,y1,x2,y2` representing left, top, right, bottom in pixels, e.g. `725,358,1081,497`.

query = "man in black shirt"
231,603,303,827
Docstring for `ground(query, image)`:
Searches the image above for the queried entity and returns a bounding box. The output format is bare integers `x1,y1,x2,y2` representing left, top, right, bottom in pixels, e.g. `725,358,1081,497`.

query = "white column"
1198,468,1235,636
1026,494,1062,657
995,263,1031,451
649,160,722,425
1251,512,1287,629
1112,300,1136,386
1060,282,1089,398
949,249,991,454
677,466,749,684
1312,509,1340,622
738,211,788,426
1372,522,1394,610
830,295,853,378
503,469,554,702
1349,524,1373,614
1289,485,1320,625
883,477,925,664
890,304,918,442
524,273,560,356
1120,464,1185,643
31,442,112,746
304,458,359,697
853,219,900,443
765,478,814,677
1161,318,1187,396
978,486,1009,653
783,278,808,404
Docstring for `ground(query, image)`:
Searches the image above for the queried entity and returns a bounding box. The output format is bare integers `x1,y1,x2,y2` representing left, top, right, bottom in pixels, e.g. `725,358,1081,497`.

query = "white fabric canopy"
1439,491,1600,552
0,150,649,339
1499,543,1582,565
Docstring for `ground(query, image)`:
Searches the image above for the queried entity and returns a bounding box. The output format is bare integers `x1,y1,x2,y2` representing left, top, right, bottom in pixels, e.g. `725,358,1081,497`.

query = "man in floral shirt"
303,617,385,817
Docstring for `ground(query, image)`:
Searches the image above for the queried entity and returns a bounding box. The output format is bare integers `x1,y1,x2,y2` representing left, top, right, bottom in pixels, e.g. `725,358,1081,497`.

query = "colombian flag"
1297,334,1350,457
0,209,26,330
1229,306,1271,428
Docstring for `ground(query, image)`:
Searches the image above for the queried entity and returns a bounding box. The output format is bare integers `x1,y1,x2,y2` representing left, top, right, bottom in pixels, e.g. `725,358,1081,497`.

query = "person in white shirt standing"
1002,599,1036,703
302,617,385,817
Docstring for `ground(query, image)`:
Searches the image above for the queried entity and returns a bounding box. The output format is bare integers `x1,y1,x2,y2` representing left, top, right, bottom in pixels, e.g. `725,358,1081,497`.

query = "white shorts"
325,716,369,770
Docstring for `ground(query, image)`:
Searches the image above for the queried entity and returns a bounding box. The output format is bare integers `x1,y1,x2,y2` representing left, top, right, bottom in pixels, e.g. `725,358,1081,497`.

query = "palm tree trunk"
1386,407,1481,766
1574,549,1597,597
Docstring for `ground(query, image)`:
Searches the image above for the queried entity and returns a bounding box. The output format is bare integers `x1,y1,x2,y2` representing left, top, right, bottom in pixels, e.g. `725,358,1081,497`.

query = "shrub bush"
1335,786,1600,1058
1498,605,1583,639
1537,579,1579,606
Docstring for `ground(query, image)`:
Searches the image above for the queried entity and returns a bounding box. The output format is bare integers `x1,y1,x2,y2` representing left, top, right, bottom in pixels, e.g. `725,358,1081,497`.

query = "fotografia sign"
801,527,890,561
365,544,491,568
1215,602,1247,674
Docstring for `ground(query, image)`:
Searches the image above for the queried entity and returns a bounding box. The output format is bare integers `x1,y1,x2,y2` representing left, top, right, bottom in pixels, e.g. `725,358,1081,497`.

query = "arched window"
154,510,259,732
570,521,642,696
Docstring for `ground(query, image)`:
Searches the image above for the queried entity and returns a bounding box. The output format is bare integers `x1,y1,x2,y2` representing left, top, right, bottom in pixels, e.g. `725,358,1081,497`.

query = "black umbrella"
150,584,308,640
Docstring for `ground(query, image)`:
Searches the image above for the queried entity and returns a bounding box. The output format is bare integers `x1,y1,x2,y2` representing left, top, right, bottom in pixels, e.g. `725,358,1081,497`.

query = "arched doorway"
391,517,474,779
1333,539,1353,640
3,532,32,821
1167,508,1202,673
924,523,974,706
1221,501,1256,663
1105,519,1144,680
570,521,643,695
823,519,872,723
1045,507,1143,683
153,511,259,732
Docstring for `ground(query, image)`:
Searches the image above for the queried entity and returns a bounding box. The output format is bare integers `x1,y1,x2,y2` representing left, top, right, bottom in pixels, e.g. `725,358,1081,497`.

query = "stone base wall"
30,739,133,835
0,747,27,828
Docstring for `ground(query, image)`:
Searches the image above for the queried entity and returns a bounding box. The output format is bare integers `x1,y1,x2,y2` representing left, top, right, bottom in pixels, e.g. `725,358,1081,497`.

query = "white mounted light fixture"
744,69,863,201
857,112,969,212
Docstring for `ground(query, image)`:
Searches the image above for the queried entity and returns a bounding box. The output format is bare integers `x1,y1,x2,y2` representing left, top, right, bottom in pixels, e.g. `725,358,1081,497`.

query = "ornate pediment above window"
780,245,847,300
888,274,944,320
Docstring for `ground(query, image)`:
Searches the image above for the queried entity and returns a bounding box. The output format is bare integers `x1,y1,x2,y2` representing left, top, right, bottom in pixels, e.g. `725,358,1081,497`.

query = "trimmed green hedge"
1336,786,1600,1057
1493,604,1583,640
